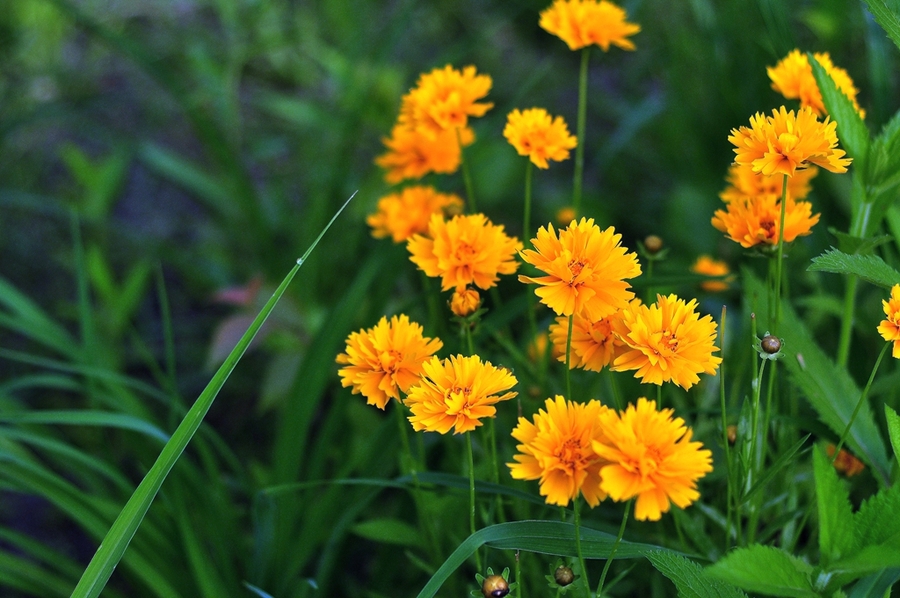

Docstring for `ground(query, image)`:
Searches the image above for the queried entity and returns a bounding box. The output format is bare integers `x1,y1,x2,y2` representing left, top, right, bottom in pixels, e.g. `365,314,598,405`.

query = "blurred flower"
539,0,640,52
719,162,817,204
405,354,518,434
519,218,641,320
336,315,443,409
592,398,713,521
367,186,464,243
556,206,577,226
767,49,865,118
878,284,900,359
375,123,475,183
508,395,610,507
527,332,556,362
712,194,819,249
691,255,733,292
611,294,722,390
549,311,626,371
450,286,481,317
408,213,522,291
826,444,866,477
399,65,494,137
729,106,851,177
503,108,577,169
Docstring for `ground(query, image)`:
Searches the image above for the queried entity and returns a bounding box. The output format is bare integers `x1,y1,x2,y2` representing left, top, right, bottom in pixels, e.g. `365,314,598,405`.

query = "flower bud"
482,575,510,598
451,287,481,317
760,334,782,354
643,235,663,254
554,565,575,586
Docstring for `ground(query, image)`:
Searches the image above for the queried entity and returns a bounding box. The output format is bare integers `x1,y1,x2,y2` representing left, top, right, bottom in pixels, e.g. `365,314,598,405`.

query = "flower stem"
747,356,767,545
458,127,477,213
718,306,734,550
836,275,858,368
523,160,534,244
596,499,631,598
572,47,589,216
565,314,574,401
773,174,789,334
833,342,890,460
573,496,591,598
466,431,482,572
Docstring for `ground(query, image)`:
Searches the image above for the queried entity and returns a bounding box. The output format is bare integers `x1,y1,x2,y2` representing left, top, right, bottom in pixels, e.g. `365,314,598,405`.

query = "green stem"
836,275,858,368
596,499,631,598
718,306,734,550
747,357,767,545
573,47,589,216
565,314,574,401
523,160,534,243
516,551,523,598
773,174,789,334
573,496,591,598
458,127,477,213
466,432,482,573
833,342,890,459
488,416,505,523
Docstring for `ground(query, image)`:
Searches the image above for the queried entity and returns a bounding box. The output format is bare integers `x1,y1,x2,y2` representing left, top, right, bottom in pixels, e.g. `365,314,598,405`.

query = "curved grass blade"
0,410,169,444
69,193,355,598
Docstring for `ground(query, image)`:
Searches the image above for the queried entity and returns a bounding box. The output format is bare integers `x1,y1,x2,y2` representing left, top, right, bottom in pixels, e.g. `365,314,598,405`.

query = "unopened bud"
482,575,510,598
644,235,663,254
554,565,575,586
760,335,782,354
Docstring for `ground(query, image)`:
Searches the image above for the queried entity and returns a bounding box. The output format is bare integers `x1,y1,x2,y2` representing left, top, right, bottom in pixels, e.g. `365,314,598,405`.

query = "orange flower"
712,194,820,249
508,395,611,507
336,315,443,409
519,218,641,321
728,105,851,177
826,444,866,477
399,65,493,137
408,213,522,292
612,294,722,390
691,256,734,292
503,108,578,169
767,49,865,118
375,123,475,184
367,186,464,243
405,354,518,434
556,206,577,226
878,284,900,359
539,0,640,52
450,286,481,317
719,162,817,204
549,311,626,371
592,398,712,521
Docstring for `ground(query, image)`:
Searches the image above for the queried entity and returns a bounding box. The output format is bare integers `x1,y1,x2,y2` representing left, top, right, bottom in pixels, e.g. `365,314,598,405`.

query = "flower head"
767,49,865,118
728,105,851,177
399,65,493,137
405,354,518,434
549,311,626,371
539,0,640,51
719,162,817,204
611,294,722,390
367,186,463,243
375,123,475,184
519,218,641,321
408,213,522,292
336,315,443,409
712,194,820,249
508,396,611,507
878,284,900,359
691,256,733,292
503,108,577,169
592,398,713,521
450,286,481,317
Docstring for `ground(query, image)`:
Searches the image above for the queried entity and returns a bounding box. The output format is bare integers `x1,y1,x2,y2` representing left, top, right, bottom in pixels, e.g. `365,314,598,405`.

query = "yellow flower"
549,311,626,371
375,123,475,184
719,162,817,204
612,294,722,390
556,206,577,226
690,256,734,292
405,354,518,434
367,186,464,243
399,65,493,137
508,395,611,507
503,108,578,169
450,286,481,317
592,398,712,521
728,105,851,177
408,213,522,292
767,49,865,118
878,284,900,359
711,194,820,249
519,218,641,321
539,0,640,52
336,315,443,410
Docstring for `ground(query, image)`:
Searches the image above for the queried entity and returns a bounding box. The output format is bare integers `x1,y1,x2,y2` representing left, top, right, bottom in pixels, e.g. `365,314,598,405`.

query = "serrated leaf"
862,0,900,53
808,248,900,288
867,111,900,198
826,484,900,584
828,229,894,255
647,551,748,598
705,544,817,597
351,518,422,547
813,445,855,565
809,54,869,163
886,405,900,461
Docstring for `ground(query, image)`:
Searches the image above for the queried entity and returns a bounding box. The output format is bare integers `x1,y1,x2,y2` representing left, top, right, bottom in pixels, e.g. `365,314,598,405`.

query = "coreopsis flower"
719,162,817,204
503,108,578,169
405,354,518,434
549,311,626,371
450,286,481,317
691,256,733,292
611,294,722,390
399,65,493,137
877,284,900,359
336,315,443,409
711,194,820,249
408,213,522,291
728,105,851,177
539,0,640,52
768,49,865,118
826,444,865,477
508,395,611,507
375,123,475,183
367,186,464,243
519,218,641,321
592,398,713,521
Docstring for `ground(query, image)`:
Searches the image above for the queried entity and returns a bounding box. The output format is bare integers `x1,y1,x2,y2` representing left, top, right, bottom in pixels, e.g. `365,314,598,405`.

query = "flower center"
555,438,588,473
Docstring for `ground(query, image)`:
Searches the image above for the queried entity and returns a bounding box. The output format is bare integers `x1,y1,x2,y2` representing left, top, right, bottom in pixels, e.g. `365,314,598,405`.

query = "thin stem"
488,417,505,523
458,127,477,213
523,160,534,244
565,314,574,401
573,496,591,598
395,401,440,562
573,47,589,216
596,499,631,598
516,551,522,598
466,432,483,572
833,342,890,459
747,356,767,545
718,306,734,550
773,174,789,334
836,275,858,368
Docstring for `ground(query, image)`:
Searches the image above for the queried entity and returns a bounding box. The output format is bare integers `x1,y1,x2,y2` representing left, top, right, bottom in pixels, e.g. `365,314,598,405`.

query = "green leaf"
808,248,900,288
809,54,869,163
862,0,900,52
740,435,810,507
0,410,169,443
886,405,900,461
827,229,894,256
846,569,900,598
646,551,748,598
705,544,817,598
352,518,422,547
867,111,900,199
813,444,855,565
